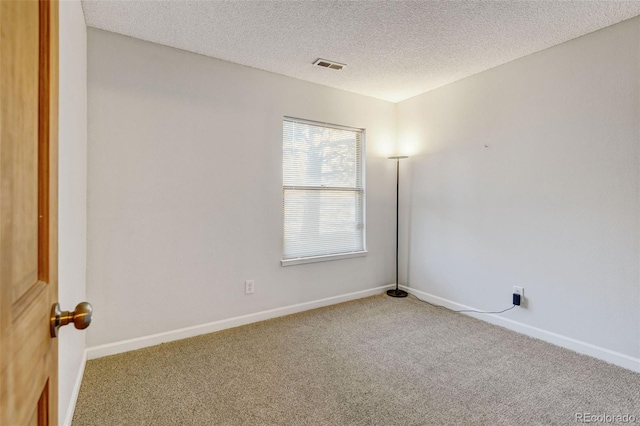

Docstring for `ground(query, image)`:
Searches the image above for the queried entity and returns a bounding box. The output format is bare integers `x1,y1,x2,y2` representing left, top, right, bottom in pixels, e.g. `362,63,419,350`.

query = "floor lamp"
387,155,409,298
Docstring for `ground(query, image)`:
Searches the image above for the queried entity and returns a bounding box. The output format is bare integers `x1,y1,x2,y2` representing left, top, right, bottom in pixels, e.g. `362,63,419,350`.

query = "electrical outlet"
245,280,255,295
513,286,524,298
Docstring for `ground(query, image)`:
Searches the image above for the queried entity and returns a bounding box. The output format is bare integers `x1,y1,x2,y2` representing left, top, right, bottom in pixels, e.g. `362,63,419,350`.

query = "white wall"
397,17,640,366
86,29,397,348
58,1,87,425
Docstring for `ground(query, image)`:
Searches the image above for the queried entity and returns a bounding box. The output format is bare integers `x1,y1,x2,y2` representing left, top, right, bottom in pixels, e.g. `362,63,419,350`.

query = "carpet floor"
72,294,640,425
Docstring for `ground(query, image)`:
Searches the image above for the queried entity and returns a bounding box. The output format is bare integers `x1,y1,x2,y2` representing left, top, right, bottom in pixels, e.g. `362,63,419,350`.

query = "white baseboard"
63,349,87,426
400,285,640,373
87,285,394,360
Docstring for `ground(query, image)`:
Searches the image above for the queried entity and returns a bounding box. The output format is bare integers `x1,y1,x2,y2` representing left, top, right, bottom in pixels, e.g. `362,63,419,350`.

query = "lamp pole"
387,156,408,298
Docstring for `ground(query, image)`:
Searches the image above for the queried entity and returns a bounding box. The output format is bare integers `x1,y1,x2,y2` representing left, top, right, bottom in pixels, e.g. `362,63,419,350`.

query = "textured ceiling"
81,1,640,103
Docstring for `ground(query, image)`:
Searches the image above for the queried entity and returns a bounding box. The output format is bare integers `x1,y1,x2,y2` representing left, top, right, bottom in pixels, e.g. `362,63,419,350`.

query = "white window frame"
281,117,367,266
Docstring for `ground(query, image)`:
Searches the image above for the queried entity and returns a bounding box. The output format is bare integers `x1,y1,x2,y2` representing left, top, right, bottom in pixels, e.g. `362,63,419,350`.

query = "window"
282,117,366,265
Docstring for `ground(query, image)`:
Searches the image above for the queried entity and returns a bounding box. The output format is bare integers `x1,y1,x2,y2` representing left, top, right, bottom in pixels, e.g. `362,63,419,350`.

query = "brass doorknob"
50,302,93,338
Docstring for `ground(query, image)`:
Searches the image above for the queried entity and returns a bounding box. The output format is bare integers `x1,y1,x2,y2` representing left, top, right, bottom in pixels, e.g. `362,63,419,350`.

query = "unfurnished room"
1,1,639,425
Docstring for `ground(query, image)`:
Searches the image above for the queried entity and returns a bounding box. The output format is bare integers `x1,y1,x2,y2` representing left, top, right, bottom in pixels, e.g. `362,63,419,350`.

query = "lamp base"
387,289,408,298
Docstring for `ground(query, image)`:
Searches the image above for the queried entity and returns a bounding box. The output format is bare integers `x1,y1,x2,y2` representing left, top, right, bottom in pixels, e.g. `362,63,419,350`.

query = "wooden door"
1,1,59,425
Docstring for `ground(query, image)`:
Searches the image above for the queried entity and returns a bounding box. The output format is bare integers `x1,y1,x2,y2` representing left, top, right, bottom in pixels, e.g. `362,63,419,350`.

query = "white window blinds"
283,118,365,261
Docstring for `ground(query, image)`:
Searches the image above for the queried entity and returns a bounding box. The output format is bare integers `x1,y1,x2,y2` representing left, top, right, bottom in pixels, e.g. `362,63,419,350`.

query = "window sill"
281,251,368,267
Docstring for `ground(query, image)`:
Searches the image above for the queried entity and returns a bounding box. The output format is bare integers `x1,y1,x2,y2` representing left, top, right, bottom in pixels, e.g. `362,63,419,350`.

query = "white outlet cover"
245,280,255,295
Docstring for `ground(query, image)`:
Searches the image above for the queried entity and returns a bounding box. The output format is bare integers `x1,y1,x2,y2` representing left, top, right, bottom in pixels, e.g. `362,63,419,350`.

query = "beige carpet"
73,294,640,425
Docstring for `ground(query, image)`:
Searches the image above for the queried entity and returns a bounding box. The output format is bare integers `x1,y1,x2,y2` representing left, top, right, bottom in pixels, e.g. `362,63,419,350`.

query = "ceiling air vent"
313,58,346,70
